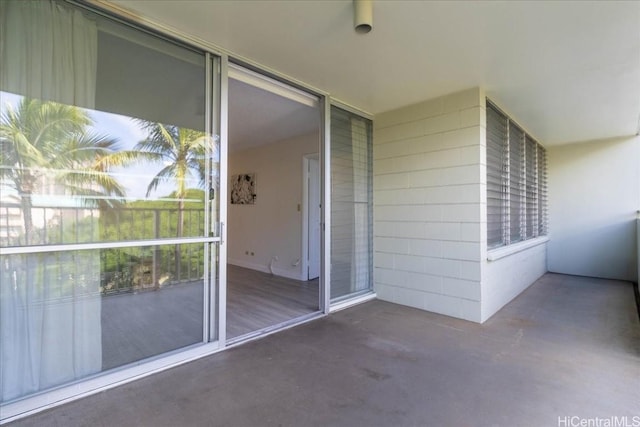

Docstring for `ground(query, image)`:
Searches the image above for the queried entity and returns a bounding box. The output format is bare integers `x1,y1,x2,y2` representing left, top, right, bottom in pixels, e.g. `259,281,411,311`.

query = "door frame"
216,53,229,346
221,60,329,345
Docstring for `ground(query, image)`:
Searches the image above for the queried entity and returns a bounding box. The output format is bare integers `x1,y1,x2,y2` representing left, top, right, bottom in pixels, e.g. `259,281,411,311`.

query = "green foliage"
0,98,133,244
0,98,129,201
98,189,206,292
133,121,207,199
98,188,205,241
1,98,211,292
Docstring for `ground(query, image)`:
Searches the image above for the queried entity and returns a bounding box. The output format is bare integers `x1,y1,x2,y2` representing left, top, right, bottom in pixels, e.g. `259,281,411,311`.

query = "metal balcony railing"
1,203,206,296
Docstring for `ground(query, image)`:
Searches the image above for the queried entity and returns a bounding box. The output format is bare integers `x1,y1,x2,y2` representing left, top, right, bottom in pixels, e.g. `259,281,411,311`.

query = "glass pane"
0,3,220,247
0,0,220,407
209,55,222,240
0,243,207,401
330,106,373,301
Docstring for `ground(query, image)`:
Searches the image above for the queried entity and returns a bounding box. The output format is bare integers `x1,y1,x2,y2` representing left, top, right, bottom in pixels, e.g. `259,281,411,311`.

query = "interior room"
226,65,322,339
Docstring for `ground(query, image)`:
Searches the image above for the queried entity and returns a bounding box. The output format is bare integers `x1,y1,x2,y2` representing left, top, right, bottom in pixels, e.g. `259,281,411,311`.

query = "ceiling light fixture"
354,0,373,34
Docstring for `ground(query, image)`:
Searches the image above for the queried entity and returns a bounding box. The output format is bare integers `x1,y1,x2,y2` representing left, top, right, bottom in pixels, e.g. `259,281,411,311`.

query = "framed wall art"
230,173,256,204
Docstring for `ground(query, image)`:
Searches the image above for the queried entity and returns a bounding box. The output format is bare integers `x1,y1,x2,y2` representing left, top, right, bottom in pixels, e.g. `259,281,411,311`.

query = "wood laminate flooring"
101,265,319,370
101,282,203,371
226,264,319,339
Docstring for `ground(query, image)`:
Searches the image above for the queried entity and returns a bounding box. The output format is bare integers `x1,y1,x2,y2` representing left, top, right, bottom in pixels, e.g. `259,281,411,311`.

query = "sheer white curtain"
0,0,101,402
1,252,102,401
350,117,370,293
0,0,97,108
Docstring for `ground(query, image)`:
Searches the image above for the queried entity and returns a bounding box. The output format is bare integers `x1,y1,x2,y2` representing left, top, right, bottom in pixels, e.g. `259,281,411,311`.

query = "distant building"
0,193,23,246
0,172,101,246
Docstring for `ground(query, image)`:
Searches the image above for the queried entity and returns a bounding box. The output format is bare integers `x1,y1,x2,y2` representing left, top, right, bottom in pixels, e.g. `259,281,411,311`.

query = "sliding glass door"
0,0,379,415
225,64,321,340
0,0,221,404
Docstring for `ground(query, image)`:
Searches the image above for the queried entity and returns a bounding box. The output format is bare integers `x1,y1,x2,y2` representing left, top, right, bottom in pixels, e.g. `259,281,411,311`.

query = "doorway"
225,64,322,341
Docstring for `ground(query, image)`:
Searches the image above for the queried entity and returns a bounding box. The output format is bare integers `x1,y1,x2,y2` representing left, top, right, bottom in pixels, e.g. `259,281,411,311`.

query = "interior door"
308,156,321,280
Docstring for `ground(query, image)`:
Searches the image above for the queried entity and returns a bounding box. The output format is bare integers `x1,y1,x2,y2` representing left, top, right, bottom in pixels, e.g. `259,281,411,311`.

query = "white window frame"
486,100,547,251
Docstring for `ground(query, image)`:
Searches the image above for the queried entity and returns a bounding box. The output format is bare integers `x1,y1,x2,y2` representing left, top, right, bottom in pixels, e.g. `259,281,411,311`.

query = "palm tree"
0,98,131,245
134,121,209,279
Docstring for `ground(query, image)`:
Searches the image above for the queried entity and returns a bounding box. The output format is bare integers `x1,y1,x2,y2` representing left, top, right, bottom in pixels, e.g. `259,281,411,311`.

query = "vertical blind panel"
525,136,538,238
537,144,548,235
509,124,524,243
330,106,373,300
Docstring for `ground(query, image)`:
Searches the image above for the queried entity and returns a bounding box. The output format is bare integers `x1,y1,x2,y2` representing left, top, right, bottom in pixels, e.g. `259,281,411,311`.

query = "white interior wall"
547,136,640,282
228,132,319,280
373,88,485,322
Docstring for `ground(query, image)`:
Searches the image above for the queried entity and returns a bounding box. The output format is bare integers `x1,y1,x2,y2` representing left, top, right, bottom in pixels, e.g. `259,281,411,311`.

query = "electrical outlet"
245,251,249,255
250,252,254,256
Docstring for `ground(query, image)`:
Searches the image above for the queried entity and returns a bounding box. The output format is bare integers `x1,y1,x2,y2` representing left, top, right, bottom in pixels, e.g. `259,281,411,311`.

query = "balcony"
6,272,639,426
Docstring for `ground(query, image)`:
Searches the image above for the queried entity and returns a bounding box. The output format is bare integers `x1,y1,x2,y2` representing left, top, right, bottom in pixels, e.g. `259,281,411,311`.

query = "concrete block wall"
482,244,547,321
373,88,485,322
478,98,548,322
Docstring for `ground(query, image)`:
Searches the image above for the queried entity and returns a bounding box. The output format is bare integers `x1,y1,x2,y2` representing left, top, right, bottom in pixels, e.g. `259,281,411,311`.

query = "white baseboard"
272,266,305,281
228,258,305,281
228,258,269,273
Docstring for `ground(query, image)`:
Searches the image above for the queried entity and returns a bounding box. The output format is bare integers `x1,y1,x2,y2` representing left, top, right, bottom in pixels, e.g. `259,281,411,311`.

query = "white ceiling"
94,25,319,150
228,78,319,152
111,0,640,146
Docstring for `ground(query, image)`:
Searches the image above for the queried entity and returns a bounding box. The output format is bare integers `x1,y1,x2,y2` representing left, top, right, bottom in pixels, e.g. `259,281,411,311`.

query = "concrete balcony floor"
9,273,640,427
